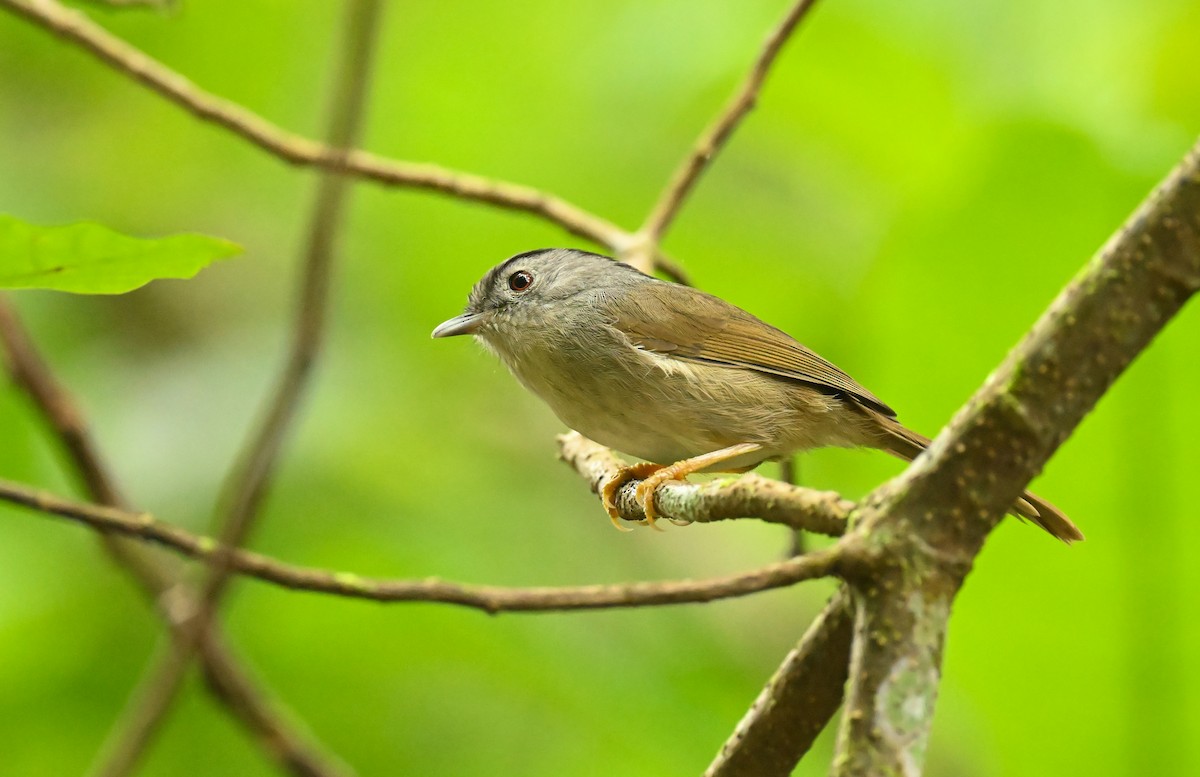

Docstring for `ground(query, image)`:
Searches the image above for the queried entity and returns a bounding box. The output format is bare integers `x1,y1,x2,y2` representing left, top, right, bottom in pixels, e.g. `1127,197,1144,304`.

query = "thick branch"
0,0,626,248
705,587,854,777
558,432,851,536
0,476,843,611
832,137,1200,775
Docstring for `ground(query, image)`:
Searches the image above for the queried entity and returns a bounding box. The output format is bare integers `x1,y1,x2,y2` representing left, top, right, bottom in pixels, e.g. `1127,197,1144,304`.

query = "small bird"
433,248,1083,543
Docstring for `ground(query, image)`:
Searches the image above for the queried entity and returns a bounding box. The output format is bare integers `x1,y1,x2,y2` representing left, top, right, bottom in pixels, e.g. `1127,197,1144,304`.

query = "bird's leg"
635,443,764,529
601,462,665,531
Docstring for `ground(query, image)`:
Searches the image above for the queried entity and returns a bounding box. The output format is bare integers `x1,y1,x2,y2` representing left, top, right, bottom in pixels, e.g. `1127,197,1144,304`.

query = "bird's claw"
601,462,664,531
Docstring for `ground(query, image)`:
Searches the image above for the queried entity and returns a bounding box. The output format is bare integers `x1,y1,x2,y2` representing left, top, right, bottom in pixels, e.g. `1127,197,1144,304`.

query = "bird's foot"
604,444,765,531
633,443,766,529
633,465,694,530
601,462,664,531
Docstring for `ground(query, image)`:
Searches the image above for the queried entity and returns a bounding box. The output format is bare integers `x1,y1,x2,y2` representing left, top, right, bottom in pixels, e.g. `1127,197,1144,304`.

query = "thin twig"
88,3,386,775
779,457,806,557
558,432,851,535
638,0,821,245
0,0,626,248
204,0,382,626
0,297,351,777
0,300,124,504
0,475,844,610
0,473,846,610
89,638,200,777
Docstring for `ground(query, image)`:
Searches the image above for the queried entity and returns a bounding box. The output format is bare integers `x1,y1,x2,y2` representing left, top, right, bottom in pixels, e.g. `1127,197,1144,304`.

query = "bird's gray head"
431,248,649,340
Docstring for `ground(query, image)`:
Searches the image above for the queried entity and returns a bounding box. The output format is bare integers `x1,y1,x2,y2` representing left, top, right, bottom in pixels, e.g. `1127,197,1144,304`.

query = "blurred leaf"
0,214,240,294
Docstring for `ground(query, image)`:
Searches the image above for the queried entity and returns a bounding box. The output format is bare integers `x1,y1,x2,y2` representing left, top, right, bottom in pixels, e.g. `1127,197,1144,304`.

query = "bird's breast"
485,322,836,466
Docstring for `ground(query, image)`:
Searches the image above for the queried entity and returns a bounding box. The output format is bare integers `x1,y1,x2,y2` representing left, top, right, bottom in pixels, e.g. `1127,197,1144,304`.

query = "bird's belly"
508,344,847,467
487,315,871,467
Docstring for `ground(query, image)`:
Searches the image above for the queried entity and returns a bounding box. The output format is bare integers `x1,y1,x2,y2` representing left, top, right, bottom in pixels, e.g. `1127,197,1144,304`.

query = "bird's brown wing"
607,281,896,417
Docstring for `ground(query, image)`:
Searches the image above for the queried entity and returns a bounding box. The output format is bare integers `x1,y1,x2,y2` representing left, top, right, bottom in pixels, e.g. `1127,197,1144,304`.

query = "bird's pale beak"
431,312,485,338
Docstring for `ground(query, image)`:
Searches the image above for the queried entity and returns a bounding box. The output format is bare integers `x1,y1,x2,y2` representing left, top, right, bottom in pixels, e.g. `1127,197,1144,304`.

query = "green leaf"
0,215,242,294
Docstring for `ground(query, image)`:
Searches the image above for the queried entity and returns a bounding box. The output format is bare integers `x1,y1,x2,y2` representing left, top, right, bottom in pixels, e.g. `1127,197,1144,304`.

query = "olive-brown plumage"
433,248,1082,542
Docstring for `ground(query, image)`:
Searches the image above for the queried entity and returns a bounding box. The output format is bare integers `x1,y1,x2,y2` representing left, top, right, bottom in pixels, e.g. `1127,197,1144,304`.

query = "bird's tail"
867,411,1084,544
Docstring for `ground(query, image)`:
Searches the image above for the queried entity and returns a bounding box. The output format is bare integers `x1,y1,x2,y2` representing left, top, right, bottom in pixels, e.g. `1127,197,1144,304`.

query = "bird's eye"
508,271,533,292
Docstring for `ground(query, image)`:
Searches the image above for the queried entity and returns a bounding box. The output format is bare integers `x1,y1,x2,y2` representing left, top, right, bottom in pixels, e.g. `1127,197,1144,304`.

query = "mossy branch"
829,136,1200,776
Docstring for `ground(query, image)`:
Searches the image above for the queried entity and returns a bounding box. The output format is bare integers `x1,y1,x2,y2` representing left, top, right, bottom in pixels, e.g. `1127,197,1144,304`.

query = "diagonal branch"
88,2,386,775
203,0,381,626
637,0,821,246
0,0,626,248
705,587,854,777
0,301,124,505
0,475,845,611
0,296,350,777
831,137,1200,776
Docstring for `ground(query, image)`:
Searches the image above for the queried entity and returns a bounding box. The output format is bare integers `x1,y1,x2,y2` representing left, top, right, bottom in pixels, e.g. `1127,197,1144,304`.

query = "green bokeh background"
2,1,1199,775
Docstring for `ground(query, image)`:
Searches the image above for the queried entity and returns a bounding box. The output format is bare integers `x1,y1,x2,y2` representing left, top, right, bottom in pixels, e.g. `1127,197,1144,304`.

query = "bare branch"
0,299,350,777
558,432,851,535
832,137,1200,775
0,300,125,506
203,0,381,625
778,457,807,557
706,588,854,777
88,641,199,777
638,0,821,245
195,633,352,777
9,2,1192,774
0,476,843,610
0,0,626,248
90,4,387,774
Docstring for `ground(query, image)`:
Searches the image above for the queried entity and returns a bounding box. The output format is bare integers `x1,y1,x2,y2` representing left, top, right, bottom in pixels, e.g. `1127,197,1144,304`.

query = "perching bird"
433,248,1082,543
